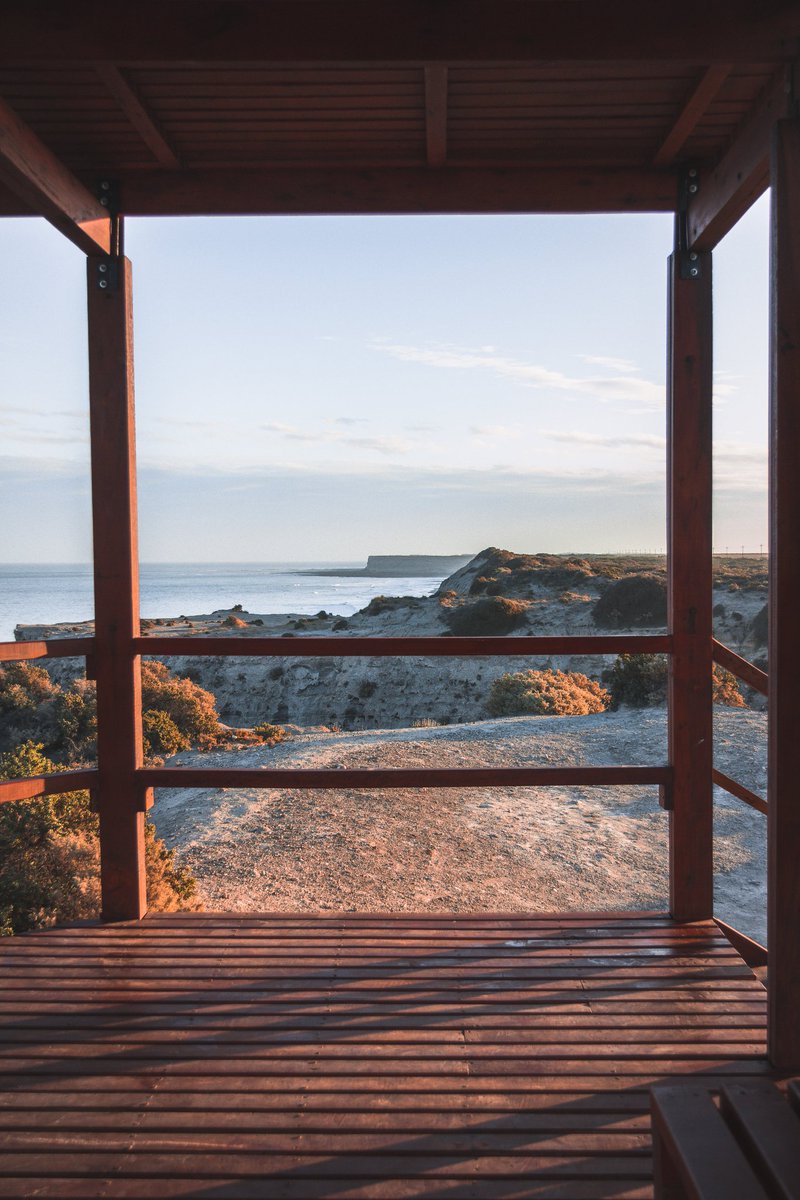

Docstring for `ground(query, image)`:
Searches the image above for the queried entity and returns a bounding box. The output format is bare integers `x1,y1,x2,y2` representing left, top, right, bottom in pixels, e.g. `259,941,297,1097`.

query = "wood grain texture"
0,92,111,252
0,912,774,1198
87,256,146,923
666,250,714,922
768,118,800,1071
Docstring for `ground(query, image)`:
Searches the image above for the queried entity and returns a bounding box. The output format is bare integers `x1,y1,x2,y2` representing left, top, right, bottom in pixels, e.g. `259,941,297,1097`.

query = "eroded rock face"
18,550,768,730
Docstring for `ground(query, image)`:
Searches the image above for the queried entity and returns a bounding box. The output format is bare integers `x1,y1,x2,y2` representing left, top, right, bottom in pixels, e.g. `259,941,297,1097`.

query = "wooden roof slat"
653,64,733,166
2,1,797,63
95,63,180,168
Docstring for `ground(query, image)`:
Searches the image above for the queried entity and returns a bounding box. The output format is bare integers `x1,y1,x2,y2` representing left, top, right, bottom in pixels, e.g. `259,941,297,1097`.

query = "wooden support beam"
712,768,768,816
140,765,672,790
653,65,732,167
424,66,448,168
87,254,147,923
667,247,714,923
1,2,798,63
114,166,677,217
768,118,800,1070
688,66,791,250
712,637,769,695
133,634,672,657
0,637,94,663
0,769,98,806
95,63,180,170
0,93,111,254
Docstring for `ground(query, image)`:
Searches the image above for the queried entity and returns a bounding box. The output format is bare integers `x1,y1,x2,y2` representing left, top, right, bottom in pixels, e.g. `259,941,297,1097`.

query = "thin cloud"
373,340,664,409
580,355,639,374
470,425,519,440
544,431,666,451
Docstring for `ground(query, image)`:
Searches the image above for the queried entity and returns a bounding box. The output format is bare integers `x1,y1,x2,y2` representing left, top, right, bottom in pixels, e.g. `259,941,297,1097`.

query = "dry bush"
712,665,746,707
593,574,667,628
445,597,528,636
141,660,224,749
487,669,609,717
0,740,197,935
605,654,668,708
359,595,422,617
142,709,190,760
222,615,247,628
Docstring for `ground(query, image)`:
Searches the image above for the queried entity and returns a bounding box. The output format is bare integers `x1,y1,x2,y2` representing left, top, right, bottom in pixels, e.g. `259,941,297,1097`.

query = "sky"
0,198,769,563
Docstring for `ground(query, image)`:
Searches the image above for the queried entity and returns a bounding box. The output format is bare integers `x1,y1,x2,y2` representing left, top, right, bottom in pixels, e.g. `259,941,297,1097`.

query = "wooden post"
87,255,147,922
666,246,714,922
768,118,800,1069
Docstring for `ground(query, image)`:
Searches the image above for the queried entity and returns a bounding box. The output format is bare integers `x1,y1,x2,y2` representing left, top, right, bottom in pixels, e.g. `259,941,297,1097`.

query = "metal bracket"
676,167,702,279
94,256,120,292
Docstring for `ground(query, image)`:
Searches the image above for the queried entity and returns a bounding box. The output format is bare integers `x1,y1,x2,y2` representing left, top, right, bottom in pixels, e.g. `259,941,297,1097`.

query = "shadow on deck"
0,911,776,1198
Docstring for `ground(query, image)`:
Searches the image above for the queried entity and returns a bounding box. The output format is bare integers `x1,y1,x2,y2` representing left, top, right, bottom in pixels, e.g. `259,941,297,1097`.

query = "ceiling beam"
653,64,732,167
95,63,180,169
0,1,798,63
688,65,791,249
109,164,676,216
424,66,448,167
0,93,111,253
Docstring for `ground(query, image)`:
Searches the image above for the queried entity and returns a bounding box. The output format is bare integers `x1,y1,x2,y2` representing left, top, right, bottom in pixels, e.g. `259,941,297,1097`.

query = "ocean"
0,563,446,643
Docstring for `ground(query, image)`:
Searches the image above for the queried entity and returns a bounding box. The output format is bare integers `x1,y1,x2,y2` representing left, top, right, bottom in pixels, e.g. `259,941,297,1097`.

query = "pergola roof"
0,1,798,229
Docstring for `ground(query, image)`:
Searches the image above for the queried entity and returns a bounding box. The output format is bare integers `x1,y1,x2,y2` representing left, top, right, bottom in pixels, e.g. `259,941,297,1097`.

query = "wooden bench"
651,1080,800,1199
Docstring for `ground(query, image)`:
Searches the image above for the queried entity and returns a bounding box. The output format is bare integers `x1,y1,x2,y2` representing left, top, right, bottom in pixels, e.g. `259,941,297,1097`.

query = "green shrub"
593,574,667,628
0,740,196,935
142,709,190,760
446,597,528,636
605,654,668,708
487,669,609,717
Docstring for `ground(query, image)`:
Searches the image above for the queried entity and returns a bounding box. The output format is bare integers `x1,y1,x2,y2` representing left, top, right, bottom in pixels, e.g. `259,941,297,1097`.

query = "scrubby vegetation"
445,596,528,636
604,654,745,708
487,669,609,717
605,654,668,708
592,574,667,628
0,659,297,936
359,595,423,617
0,742,197,936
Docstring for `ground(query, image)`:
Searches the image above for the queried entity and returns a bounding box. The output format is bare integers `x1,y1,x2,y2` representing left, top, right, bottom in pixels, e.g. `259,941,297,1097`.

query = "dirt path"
151,707,768,942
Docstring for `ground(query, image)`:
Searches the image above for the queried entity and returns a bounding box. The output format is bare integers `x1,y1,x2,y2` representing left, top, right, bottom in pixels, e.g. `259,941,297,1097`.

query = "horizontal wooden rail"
712,638,768,695
712,768,767,815
0,637,94,663
134,634,672,658
0,769,97,805
140,765,671,790
714,918,768,968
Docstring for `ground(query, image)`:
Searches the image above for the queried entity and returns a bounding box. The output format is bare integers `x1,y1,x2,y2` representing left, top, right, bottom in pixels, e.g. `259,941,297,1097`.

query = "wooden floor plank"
0,912,774,1198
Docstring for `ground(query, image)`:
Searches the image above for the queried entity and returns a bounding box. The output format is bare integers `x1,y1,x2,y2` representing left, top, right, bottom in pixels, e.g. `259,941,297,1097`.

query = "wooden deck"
0,911,775,1198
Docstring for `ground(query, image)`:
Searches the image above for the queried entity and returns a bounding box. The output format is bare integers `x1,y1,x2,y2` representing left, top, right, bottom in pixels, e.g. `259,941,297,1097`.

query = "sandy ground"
151,706,769,944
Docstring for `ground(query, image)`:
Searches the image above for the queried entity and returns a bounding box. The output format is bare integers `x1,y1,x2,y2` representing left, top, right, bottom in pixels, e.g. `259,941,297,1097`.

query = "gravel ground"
151,706,769,943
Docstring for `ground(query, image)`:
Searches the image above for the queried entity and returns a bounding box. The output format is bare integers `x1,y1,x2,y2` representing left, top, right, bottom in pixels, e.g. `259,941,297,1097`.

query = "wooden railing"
0,638,99,806
1,632,673,802
712,637,768,814
2,633,769,813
